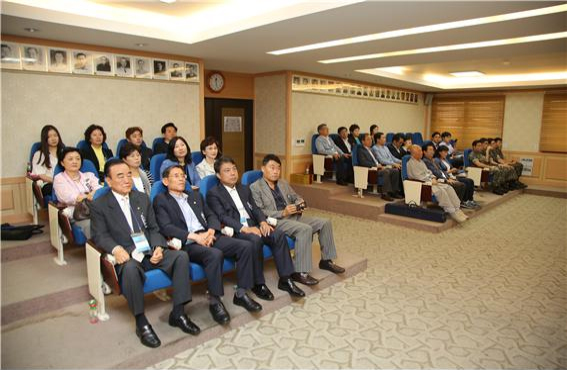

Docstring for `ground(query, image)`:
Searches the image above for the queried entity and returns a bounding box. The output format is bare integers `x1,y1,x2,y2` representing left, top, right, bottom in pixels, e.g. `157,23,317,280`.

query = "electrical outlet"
294,138,305,147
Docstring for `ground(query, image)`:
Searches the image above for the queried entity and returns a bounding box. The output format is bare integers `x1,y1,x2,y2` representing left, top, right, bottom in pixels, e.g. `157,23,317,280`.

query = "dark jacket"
81,145,113,179
333,136,351,154
357,145,379,168
387,143,406,160
140,146,153,171
153,141,169,155
153,190,221,241
206,183,266,232
423,157,446,180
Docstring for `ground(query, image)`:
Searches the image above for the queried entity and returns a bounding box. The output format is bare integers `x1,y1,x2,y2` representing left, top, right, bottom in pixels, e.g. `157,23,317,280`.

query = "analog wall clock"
208,71,225,93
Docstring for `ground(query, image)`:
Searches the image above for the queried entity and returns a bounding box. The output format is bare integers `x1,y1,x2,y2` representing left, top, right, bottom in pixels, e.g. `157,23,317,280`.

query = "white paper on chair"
354,166,369,189
403,180,422,205
312,154,326,176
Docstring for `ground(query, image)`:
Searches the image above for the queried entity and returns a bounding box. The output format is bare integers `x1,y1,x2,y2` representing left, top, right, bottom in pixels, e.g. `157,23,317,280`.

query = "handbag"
73,198,92,221
1,223,44,240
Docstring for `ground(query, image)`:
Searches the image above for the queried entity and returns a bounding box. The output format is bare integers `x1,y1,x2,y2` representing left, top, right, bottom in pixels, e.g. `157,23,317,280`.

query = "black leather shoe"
392,192,405,199
291,272,319,286
209,302,230,325
278,278,305,297
233,293,262,312
336,181,348,186
136,324,161,348
381,194,394,201
252,284,274,301
319,260,346,274
169,313,201,335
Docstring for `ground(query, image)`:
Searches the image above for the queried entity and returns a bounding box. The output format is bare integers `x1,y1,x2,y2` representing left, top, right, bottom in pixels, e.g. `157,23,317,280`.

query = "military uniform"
469,151,515,188
492,147,523,178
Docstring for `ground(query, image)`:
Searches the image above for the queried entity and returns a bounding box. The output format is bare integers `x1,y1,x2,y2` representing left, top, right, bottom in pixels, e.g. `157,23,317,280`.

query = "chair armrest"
88,239,121,295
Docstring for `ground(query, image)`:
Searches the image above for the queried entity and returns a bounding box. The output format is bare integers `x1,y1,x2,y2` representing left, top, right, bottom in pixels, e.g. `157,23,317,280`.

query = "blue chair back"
351,144,360,166
150,153,166,181
152,138,165,152
199,175,219,199
29,142,41,162
463,148,473,167
311,134,319,154
77,140,109,151
93,186,111,201
422,140,433,148
386,133,394,143
149,180,191,203
191,151,204,166
241,170,262,186
116,139,148,155
329,133,339,143
412,132,424,145
401,154,411,181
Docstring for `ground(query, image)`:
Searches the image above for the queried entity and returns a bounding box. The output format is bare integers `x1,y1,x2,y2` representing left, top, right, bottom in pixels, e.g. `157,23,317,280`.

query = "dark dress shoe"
336,181,348,186
319,259,345,274
381,194,394,201
136,324,161,348
392,192,405,199
233,293,262,312
252,284,274,301
169,313,201,335
291,272,319,286
278,278,305,297
209,302,230,325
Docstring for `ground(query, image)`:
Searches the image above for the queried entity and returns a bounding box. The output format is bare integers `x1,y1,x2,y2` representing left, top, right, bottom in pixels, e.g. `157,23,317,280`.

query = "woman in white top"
31,125,65,196
119,142,151,196
196,136,222,179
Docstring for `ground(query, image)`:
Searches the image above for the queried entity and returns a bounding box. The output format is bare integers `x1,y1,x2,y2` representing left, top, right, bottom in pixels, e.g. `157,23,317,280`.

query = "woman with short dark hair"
119,143,152,196
81,124,113,179
196,136,222,179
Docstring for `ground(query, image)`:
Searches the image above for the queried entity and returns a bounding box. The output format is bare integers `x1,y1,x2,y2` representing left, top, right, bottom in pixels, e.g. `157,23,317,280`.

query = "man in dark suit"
153,165,260,319
207,157,304,301
91,159,199,349
421,143,468,205
387,133,407,161
333,126,354,183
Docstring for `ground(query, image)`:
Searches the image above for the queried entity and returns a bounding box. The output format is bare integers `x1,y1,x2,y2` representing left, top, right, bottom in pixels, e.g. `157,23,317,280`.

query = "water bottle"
26,162,32,175
89,299,98,324
305,167,310,175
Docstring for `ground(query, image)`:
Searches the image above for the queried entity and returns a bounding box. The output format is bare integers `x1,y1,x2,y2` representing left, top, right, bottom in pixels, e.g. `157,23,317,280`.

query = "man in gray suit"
314,123,350,186
250,154,345,286
91,159,199,349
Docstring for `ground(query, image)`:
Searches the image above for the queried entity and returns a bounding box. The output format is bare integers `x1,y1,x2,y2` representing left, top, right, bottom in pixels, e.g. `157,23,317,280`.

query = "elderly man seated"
406,145,468,223
314,123,351,186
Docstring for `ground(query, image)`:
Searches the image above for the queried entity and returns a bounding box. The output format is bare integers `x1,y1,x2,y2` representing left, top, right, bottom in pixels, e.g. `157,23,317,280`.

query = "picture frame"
93,54,114,76
1,42,21,70
48,48,70,73
134,57,151,79
152,59,168,80
184,62,199,82
21,44,46,71
169,60,184,80
72,50,93,74
115,55,133,77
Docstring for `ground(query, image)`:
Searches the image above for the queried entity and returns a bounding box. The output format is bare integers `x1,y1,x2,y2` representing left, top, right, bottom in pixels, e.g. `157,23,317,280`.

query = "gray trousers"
277,215,338,273
432,183,461,214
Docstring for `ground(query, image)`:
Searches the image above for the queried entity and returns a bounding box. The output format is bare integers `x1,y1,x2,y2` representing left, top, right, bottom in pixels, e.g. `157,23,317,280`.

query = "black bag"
1,223,44,241
73,199,92,221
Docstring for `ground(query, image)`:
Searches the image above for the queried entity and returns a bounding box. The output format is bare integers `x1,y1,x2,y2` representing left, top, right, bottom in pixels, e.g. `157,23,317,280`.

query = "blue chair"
412,133,424,146
149,180,191,203
422,140,433,148
311,134,319,154
463,148,473,168
149,153,166,182
329,133,339,143
199,174,219,199
152,138,165,153
241,170,262,186
351,144,360,166
191,151,204,166
29,142,41,162
386,133,394,144
116,139,148,155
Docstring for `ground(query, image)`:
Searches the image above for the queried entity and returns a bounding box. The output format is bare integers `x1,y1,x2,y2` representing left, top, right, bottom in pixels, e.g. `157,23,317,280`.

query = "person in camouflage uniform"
469,140,517,195
488,138,527,188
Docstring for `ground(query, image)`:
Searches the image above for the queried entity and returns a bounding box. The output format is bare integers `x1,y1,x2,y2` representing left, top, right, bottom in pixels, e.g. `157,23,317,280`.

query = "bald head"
410,144,423,159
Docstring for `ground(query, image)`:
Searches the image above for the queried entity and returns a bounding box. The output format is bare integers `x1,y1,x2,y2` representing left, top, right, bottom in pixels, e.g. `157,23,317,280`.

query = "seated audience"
154,122,178,155
159,136,201,188
334,126,352,154
91,159,198,348
196,136,221,179
402,134,413,153
372,132,402,167
314,123,351,186
387,133,407,160
406,145,468,223
489,138,526,188
31,124,65,196
81,124,113,179
348,124,361,146
435,146,479,208
431,131,442,149
207,157,305,306
468,140,518,195
125,127,154,172
153,165,261,324
357,134,403,201
438,131,464,168
53,147,102,239
119,143,152,196
369,124,379,144
251,154,344,286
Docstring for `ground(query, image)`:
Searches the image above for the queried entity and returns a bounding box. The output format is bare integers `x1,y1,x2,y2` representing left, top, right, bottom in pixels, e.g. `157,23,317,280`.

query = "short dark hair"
369,124,378,133
392,133,402,142
161,122,177,134
317,123,327,133
119,142,141,160
435,145,449,157
162,164,185,179
487,138,494,143
84,124,107,144
76,52,86,58
441,131,452,138
262,154,281,166
214,156,236,174
166,136,192,164
479,137,488,143
349,124,360,133
58,147,83,169
422,142,435,152
431,131,441,138
472,140,481,147
337,126,347,135
200,136,222,158
125,126,143,139
104,158,127,178
494,137,502,143
404,133,413,141
373,132,384,142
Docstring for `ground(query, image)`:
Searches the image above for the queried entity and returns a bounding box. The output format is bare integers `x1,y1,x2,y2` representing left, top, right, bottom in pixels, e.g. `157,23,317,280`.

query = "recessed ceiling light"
24,27,39,33
268,4,567,55
450,71,485,77
135,43,147,47
319,32,567,64
159,0,176,3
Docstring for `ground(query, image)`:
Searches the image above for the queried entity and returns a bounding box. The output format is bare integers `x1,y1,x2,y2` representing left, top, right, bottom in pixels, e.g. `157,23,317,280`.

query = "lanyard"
63,172,91,194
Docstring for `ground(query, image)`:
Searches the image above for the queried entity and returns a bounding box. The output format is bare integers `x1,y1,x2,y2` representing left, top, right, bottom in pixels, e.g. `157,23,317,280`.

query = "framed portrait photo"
169,60,184,80
93,54,114,76
21,44,46,71
134,57,151,79
72,50,93,74
115,55,133,77
1,42,21,70
184,62,199,82
48,48,70,73
153,59,168,80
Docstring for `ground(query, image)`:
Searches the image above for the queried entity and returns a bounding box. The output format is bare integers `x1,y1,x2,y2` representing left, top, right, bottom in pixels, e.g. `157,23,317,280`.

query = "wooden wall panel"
204,70,254,100
540,92,567,153
545,157,567,181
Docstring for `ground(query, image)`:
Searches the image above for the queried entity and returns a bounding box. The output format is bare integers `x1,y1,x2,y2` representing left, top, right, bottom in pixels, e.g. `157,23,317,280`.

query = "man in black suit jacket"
153,165,259,319
207,157,304,301
387,133,407,161
91,160,199,349
333,126,354,183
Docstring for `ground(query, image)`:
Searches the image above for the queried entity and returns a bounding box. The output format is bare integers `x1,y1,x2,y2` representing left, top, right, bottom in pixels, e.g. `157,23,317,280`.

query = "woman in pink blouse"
53,147,102,239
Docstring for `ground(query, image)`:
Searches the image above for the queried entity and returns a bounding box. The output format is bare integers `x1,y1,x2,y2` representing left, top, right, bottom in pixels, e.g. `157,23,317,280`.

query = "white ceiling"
2,1,566,91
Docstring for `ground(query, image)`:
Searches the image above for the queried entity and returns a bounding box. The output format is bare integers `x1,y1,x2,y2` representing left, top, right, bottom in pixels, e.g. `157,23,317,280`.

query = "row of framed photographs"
0,42,200,82
292,75,419,104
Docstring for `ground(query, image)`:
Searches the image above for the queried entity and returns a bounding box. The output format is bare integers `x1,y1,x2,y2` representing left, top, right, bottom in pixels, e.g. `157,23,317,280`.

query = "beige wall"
1,70,200,178
254,74,287,156
502,92,545,152
291,92,426,155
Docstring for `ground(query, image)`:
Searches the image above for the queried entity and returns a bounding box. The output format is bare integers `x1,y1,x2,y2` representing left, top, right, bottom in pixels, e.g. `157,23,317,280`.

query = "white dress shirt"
342,137,352,152
112,191,134,232
223,184,250,226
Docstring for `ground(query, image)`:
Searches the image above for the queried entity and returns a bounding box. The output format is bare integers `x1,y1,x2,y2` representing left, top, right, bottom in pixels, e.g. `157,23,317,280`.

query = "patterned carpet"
149,194,567,369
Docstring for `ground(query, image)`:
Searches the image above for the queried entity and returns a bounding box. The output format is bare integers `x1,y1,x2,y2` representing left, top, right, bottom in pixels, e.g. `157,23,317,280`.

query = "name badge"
131,232,151,254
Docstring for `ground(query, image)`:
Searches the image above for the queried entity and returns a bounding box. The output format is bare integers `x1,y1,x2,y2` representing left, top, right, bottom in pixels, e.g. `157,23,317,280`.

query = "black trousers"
380,168,401,194
183,234,255,295
235,228,295,285
457,177,475,201
117,249,190,316
333,156,349,183
448,180,466,201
